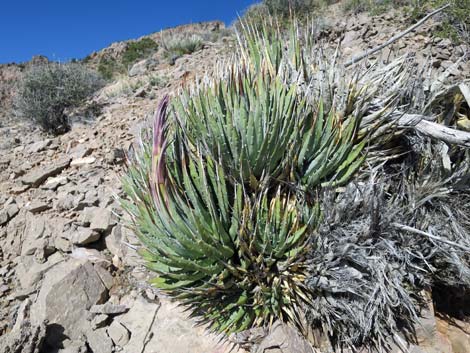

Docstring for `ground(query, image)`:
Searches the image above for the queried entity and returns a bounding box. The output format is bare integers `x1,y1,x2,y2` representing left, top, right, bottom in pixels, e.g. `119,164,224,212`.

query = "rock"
89,207,115,232
21,158,71,187
27,200,50,214
71,247,109,264
15,252,65,289
31,259,108,344
42,175,69,190
114,296,159,353
21,214,46,256
93,264,114,290
68,144,93,159
86,328,113,353
105,148,125,165
90,302,129,315
55,192,77,211
0,203,19,226
107,320,130,347
0,210,8,226
142,297,231,353
437,38,453,49
0,299,48,353
70,156,96,167
26,139,52,153
70,227,100,245
91,314,109,329
105,224,124,258
129,59,148,77
57,340,88,353
133,86,147,98
255,321,314,353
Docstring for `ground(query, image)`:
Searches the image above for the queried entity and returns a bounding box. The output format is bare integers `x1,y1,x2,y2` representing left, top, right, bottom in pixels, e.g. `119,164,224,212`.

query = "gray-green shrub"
161,33,204,64
14,62,104,134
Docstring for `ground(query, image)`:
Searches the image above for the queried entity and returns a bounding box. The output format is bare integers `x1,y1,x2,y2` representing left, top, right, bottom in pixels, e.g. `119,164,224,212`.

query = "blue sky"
0,0,257,64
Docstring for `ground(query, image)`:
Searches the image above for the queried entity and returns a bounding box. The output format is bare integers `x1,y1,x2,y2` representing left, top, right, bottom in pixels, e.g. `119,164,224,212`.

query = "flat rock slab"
141,297,242,353
21,157,71,187
31,259,108,344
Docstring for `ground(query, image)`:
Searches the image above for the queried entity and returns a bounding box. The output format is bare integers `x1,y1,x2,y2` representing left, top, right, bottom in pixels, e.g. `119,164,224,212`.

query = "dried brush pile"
122,20,470,352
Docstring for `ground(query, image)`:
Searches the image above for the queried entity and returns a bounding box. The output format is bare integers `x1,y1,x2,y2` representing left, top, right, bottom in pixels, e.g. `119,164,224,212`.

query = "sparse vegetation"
342,0,470,41
122,38,159,69
161,33,204,64
14,62,104,134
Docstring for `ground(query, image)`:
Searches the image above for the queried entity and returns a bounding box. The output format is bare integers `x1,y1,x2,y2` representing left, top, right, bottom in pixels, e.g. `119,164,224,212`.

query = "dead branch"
396,113,470,147
344,3,451,68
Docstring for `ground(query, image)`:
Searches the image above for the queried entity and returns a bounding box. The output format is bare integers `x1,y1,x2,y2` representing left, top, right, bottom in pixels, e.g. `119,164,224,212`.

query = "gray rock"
70,156,96,167
0,299,47,353
31,259,108,343
255,321,314,353
68,144,93,159
89,207,115,232
71,247,109,265
115,296,159,353
26,139,52,153
41,175,69,191
90,302,128,315
57,340,88,353
105,224,124,258
70,227,100,245
93,264,114,290
21,158,71,187
107,320,130,347
0,203,19,226
139,297,229,353
128,59,148,77
15,252,65,289
86,328,113,353
27,201,50,214
21,215,46,256
91,314,109,330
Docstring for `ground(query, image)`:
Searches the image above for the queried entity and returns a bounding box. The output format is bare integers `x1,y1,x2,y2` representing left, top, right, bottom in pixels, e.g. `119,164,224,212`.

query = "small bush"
98,56,121,80
264,0,331,16
161,34,204,63
14,63,104,134
122,38,159,69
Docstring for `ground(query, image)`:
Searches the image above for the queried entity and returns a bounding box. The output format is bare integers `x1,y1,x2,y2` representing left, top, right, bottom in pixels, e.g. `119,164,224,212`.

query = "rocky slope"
0,9,469,353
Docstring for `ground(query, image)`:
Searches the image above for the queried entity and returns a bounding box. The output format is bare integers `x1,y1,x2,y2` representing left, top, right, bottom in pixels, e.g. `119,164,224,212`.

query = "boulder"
31,259,108,343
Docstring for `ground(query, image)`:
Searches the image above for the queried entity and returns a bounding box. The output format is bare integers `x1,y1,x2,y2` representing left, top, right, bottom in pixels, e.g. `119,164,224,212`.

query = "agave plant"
121,20,449,344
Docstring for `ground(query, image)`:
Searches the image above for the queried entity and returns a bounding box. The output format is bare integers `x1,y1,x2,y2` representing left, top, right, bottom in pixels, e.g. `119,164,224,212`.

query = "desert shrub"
265,0,335,15
122,20,470,351
122,38,159,69
97,56,121,80
161,34,204,64
14,62,104,134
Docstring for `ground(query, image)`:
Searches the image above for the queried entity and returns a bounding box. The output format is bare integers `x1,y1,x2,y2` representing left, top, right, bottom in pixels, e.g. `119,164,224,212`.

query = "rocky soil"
0,11,469,353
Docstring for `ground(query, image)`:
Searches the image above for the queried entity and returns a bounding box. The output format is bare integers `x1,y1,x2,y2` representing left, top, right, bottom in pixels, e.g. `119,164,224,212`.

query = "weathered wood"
396,113,470,147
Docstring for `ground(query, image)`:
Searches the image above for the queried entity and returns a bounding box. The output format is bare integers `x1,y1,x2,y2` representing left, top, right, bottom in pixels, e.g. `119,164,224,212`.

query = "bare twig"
391,223,470,252
344,4,451,68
